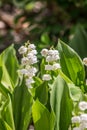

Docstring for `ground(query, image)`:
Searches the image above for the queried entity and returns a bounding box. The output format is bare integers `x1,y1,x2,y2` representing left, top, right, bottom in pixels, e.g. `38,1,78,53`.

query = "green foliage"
13,81,33,130
50,75,73,130
0,45,19,87
58,40,85,85
32,100,55,130
34,82,48,105
69,25,87,59
0,96,15,130
0,40,87,130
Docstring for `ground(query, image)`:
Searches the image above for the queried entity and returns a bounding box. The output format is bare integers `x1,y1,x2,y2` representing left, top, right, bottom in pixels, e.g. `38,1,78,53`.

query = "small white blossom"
19,69,28,75
31,50,37,55
52,63,61,70
42,74,51,81
21,57,29,65
73,127,81,130
18,46,27,54
27,55,37,65
45,65,53,70
25,67,37,77
28,44,36,50
46,55,60,62
53,50,59,55
80,122,87,129
83,58,87,66
71,116,81,123
48,50,59,59
41,49,48,57
27,52,34,59
26,78,35,85
46,56,52,62
79,101,87,111
48,50,54,56
29,56,38,64
80,114,87,122
28,67,37,74
53,54,60,60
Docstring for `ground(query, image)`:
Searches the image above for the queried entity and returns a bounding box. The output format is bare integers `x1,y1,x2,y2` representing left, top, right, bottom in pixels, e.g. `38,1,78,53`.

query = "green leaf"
0,61,13,90
0,83,11,98
58,40,85,85
41,33,50,45
13,81,33,130
50,75,72,130
69,25,87,59
0,44,19,86
0,118,13,130
0,96,15,130
34,82,48,105
32,100,55,130
58,69,73,83
68,83,82,101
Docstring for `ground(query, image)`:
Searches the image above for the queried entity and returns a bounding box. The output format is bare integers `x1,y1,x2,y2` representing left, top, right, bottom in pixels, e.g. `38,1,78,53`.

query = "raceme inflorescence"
41,48,61,81
18,41,38,88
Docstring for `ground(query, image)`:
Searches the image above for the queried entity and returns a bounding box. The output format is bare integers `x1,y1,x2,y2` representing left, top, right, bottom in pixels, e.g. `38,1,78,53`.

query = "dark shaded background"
0,0,87,58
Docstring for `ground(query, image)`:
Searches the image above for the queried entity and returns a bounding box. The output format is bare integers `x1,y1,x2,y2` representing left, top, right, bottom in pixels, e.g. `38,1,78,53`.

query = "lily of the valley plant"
0,40,87,130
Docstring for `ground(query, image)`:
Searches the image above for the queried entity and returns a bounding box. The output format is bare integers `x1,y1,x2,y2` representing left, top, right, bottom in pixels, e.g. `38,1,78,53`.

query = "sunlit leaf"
32,100,55,130
13,81,33,130
58,40,85,85
50,75,72,130
34,82,48,105
0,44,19,86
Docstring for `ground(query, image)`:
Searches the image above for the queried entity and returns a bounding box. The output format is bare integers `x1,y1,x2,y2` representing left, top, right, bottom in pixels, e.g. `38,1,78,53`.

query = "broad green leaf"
0,44,19,86
32,100,55,130
0,118,12,130
0,83,11,98
68,83,82,101
13,81,33,130
50,75,72,130
0,62,13,90
34,82,48,105
58,40,85,85
58,69,73,83
0,96,15,130
69,25,87,59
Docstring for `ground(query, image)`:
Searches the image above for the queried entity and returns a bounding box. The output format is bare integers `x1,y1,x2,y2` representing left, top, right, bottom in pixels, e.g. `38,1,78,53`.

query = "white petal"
52,63,61,70
28,44,36,50
45,65,53,70
42,74,51,81
18,46,27,54
79,101,87,111
71,116,81,123
41,49,48,57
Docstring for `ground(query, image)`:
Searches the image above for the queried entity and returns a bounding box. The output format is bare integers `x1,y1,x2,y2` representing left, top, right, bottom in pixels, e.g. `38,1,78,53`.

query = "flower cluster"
41,48,61,81
83,58,87,66
71,101,87,130
18,41,38,88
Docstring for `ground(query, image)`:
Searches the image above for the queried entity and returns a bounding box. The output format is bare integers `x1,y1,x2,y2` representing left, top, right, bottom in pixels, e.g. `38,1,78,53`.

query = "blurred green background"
0,0,87,58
